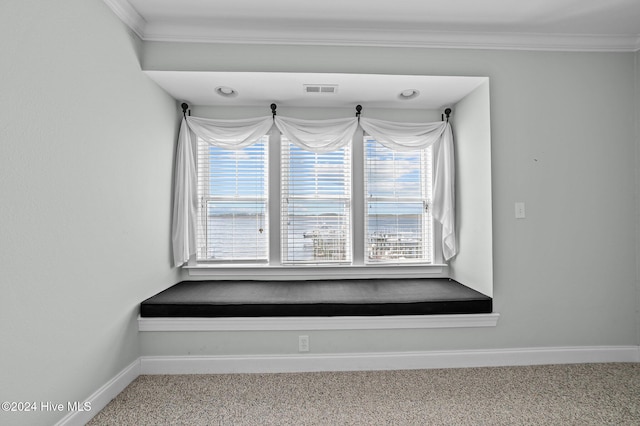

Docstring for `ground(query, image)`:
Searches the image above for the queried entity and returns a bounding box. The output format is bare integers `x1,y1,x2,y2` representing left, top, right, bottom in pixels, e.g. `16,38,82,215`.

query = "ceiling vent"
303,84,338,94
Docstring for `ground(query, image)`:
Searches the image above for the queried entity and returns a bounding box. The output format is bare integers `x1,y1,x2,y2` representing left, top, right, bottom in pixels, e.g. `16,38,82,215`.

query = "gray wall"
636,50,640,347
141,43,638,355
0,1,179,425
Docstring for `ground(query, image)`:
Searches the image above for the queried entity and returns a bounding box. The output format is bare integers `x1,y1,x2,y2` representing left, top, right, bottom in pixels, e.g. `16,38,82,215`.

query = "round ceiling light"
399,89,420,100
215,86,238,98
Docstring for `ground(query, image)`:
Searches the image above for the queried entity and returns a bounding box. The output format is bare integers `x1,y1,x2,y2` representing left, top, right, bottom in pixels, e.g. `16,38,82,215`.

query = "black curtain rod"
180,103,451,123
442,108,451,122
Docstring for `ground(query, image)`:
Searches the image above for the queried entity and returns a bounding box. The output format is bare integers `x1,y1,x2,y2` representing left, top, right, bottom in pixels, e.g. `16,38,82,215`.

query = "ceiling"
105,0,640,109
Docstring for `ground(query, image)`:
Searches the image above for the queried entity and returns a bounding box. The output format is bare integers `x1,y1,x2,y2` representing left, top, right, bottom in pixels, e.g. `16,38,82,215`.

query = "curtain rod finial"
444,108,451,122
355,105,362,117
271,103,277,117
181,103,189,117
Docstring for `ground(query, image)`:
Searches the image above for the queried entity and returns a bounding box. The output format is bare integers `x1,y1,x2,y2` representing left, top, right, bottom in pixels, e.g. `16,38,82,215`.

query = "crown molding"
102,0,146,39
145,23,640,52
104,0,640,52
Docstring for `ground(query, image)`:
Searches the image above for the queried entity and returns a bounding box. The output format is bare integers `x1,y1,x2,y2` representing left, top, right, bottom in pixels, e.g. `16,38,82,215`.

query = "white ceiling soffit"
103,0,640,52
143,71,487,110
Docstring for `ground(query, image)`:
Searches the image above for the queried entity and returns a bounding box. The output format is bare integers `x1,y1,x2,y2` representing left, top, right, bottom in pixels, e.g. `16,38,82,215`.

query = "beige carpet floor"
88,363,640,425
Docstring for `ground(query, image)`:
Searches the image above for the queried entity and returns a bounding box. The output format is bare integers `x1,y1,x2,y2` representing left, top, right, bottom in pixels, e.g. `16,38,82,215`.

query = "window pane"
206,144,267,198
283,200,350,263
367,202,428,262
281,139,351,264
197,136,268,261
365,142,425,198
204,201,268,260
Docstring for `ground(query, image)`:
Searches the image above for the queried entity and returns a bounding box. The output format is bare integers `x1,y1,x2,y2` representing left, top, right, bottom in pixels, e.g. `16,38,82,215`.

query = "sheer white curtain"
274,116,358,153
171,120,198,267
172,114,456,266
360,117,457,261
187,116,274,149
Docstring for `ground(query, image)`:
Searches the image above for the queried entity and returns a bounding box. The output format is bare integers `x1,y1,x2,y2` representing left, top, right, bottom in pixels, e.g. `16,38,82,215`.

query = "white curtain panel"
172,114,457,266
359,117,447,151
274,116,359,153
171,119,198,267
432,125,457,261
360,117,457,261
187,116,274,150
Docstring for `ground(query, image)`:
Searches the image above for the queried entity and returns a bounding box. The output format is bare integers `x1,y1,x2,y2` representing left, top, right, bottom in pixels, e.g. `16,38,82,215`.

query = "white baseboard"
140,345,640,375
55,359,140,426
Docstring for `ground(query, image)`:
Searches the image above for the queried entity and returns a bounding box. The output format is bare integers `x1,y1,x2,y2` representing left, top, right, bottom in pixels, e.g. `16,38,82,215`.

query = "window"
281,137,352,264
195,133,436,266
364,137,433,264
196,136,269,262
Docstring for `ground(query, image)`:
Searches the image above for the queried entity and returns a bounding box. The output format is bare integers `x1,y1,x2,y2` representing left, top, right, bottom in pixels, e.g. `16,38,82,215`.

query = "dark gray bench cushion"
140,278,492,317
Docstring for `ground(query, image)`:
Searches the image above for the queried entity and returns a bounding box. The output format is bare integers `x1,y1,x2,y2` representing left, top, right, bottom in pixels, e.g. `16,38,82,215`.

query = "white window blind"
281,137,352,264
196,136,269,262
364,136,433,264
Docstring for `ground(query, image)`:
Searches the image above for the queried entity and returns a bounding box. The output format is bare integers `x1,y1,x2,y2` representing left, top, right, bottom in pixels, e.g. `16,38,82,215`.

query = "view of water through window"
197,135,432,263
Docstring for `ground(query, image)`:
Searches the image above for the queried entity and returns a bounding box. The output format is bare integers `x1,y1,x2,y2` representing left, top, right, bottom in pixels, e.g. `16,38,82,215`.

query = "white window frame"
195,136,269,263
363,135,434,265
187,128,447,278
280,135,352,265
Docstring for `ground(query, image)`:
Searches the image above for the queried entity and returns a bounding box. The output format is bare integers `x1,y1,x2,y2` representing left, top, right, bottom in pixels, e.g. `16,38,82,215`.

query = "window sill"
184,264,448,280
138,313,499,331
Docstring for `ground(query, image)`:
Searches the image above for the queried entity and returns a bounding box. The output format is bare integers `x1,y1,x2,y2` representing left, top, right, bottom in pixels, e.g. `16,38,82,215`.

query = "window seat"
140,278,492,318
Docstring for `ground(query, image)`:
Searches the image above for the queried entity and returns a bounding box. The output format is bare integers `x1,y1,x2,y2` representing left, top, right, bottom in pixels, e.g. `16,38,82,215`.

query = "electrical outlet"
298,335,309,352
